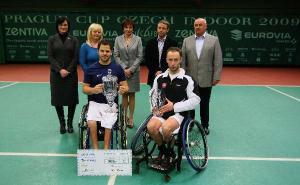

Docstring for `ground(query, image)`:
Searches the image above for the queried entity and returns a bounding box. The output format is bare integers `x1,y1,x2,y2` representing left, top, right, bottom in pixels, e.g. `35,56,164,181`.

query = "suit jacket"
47,33,79,105
113,34,143,72
145,36,178,87
181,33,222,87
113,34,143,92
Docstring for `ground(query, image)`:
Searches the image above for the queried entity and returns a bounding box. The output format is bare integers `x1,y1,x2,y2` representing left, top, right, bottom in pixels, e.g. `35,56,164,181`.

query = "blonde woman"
79,23,103,73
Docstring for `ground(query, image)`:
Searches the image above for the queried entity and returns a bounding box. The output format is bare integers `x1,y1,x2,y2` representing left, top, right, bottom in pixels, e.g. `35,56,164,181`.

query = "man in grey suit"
181,18,223,135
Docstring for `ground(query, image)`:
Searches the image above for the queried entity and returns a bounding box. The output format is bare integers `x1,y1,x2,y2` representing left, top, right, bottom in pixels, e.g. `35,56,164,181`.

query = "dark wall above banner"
1,12,299,66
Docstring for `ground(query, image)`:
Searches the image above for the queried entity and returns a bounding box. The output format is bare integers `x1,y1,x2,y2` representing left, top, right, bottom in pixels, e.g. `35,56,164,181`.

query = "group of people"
47,16,223,157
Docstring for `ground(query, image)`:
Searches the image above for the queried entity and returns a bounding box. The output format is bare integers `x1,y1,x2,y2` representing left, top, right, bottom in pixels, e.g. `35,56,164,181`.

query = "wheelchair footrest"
148,160,175,172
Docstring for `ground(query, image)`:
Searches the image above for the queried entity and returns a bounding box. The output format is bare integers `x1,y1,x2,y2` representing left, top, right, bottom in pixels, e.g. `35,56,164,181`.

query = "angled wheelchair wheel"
119,105,128,149
78,104,90,149
130,114,153,155
182,119,208,171
81,127,90,149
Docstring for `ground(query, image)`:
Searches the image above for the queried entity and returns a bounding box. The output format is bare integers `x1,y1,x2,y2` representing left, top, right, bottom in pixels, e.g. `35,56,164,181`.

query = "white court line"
0,152,117,185
0,80,48,84
2,152,300,185
210,156,300,162
265,86,300,102
107,175,117,185
0,82,19,89
0,152,76,157
1,152,300,162
218,84,300,87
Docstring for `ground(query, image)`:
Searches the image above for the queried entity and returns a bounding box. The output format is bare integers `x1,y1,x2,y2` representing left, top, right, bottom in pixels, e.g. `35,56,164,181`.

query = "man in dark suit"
182,18,223,135
145,20,178,87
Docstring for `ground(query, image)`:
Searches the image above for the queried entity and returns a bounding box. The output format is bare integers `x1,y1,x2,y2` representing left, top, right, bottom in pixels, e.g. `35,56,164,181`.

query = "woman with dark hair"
113,19,143,128
47,16,79,134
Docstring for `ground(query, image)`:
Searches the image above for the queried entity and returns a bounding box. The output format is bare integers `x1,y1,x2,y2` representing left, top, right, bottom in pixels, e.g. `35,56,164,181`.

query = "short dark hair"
158,20,170,29
55,16,70,33
121,19,135,30
167,47,182,57
98,40,112,50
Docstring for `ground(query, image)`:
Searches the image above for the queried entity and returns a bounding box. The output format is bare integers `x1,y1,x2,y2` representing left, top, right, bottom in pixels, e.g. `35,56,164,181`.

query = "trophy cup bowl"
149,88,166,117
102,69,118,113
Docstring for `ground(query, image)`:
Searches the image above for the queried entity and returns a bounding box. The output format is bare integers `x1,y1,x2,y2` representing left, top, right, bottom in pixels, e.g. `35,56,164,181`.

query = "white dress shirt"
195,32,206,59
157,36,166,68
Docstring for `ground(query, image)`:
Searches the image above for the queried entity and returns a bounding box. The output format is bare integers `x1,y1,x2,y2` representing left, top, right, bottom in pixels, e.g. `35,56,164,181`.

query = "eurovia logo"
230,30,243,41
230,29,296,44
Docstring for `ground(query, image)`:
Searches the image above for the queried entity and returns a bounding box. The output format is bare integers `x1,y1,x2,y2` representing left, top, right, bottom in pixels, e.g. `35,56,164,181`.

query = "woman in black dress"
47,16,79,134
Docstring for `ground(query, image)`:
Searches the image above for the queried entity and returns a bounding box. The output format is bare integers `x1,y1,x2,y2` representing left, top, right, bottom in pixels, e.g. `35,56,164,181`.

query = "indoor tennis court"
1,66,299,185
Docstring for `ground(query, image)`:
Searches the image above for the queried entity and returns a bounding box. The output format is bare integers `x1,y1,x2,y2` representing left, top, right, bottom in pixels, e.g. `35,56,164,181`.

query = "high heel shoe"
127,118,134,128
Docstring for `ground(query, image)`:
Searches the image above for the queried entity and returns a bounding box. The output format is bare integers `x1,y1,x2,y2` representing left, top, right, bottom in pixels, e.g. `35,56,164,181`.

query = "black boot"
55,106,66,134
59,117,67,134
67,120,74,133
67,105,76,133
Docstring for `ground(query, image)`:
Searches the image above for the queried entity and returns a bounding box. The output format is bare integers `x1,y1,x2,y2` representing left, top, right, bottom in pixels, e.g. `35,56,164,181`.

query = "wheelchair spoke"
78,104,90,149
130,114,153,155
83,128,90,149
183,120,208,171
119,105,128,149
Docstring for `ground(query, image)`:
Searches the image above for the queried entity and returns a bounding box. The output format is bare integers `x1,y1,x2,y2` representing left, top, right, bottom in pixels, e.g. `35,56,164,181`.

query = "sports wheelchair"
131,113,208,181
78,103,128,149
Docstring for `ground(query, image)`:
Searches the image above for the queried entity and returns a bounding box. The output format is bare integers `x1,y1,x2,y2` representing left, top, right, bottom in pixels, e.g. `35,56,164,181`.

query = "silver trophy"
149,86,166,117
102,69,118,112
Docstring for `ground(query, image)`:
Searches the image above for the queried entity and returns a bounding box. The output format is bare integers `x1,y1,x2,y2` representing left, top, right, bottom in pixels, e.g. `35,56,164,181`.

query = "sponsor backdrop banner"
1,12,299,65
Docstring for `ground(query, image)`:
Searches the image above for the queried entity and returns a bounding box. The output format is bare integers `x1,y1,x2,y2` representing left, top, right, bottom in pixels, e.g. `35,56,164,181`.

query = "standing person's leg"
55,106,66,134
122,93,129,124
199,87,212,134
67,105,76,133
128,92,135,128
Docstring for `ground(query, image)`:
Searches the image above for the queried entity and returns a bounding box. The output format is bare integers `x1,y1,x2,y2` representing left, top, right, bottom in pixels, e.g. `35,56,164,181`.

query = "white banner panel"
77,149,132,176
